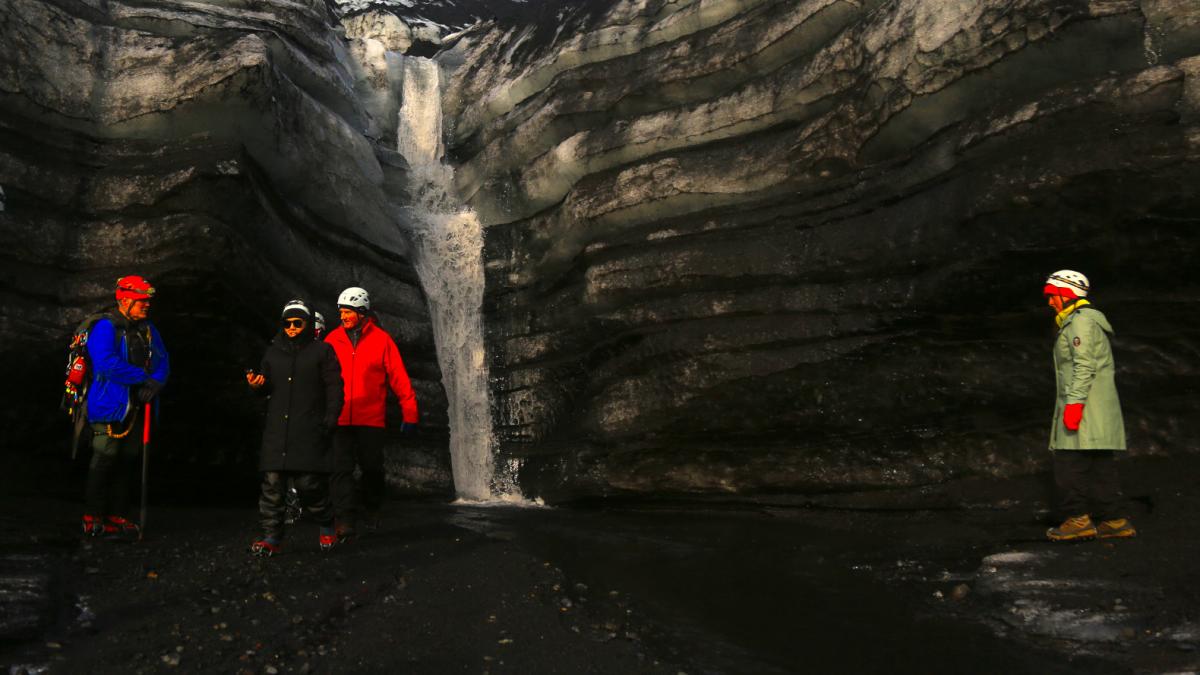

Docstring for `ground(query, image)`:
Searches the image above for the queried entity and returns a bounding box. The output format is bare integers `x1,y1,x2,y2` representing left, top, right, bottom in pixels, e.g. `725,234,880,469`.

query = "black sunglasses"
283,318,306,328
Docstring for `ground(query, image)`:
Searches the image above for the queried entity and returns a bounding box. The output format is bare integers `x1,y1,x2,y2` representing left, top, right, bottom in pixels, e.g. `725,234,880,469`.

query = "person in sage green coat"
1042,270,1136,542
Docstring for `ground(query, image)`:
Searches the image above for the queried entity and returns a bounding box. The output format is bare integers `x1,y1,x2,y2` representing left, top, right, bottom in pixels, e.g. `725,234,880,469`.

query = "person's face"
283,317,306,338
339,308,360,329
121,298,151,320
1046,294,1067,313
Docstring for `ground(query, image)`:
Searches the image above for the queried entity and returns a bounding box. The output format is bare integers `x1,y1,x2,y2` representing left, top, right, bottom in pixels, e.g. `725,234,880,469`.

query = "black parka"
257,329,344,472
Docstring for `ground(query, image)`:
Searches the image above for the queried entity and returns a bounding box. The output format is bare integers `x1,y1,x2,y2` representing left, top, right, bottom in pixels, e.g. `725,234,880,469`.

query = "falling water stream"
395,56,522,503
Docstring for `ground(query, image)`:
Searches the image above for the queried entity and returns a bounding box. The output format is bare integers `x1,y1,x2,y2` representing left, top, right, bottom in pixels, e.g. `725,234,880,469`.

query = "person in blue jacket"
81,275,170,539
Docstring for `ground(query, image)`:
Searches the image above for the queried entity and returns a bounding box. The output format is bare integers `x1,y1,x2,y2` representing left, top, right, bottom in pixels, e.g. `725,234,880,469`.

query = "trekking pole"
140,401,152,542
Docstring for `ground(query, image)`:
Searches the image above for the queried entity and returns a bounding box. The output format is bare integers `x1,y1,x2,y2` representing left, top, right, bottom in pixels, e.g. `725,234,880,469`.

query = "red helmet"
115,275,155,301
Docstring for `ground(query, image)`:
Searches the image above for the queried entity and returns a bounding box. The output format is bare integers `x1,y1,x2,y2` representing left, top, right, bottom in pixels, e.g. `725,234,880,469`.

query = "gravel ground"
2,455,1197,674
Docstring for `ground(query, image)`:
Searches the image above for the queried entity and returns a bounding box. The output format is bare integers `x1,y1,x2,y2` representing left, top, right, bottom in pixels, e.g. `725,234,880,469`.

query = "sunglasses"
283,318,306,328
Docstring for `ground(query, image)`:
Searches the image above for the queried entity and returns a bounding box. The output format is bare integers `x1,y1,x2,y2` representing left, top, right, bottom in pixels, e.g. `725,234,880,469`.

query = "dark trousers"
84,412,144,518
259,471,333,540
331,426,387,531
1053,450,1121,521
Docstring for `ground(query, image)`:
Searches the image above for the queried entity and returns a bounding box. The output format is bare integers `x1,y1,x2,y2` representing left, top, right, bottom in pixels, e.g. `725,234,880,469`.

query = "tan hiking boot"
1097,518,1137,539
1046,514,1097,542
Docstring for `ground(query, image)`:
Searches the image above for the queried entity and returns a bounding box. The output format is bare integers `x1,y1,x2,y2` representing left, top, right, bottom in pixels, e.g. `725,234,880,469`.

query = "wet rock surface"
3,455,1198,673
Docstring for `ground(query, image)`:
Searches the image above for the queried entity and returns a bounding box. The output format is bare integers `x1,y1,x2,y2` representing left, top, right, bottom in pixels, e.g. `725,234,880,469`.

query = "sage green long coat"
1049,306,1126,450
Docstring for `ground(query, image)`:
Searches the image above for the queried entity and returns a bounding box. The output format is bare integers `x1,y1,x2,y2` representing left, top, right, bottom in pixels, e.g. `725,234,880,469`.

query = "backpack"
61,313,121,457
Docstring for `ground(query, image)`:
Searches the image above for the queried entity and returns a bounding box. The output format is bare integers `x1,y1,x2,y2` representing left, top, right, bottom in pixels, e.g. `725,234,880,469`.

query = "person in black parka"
245,299,344,556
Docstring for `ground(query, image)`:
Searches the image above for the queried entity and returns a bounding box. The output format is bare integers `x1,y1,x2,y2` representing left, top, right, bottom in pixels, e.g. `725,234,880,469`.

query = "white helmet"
337,286,370,310
313,311,326,332
1044,270,1090,297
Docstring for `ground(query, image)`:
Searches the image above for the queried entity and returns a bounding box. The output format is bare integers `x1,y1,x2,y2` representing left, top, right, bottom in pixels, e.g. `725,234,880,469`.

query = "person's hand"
138,378,164,403
246,372,266,389
399,421,418,435
1063,403,1085,431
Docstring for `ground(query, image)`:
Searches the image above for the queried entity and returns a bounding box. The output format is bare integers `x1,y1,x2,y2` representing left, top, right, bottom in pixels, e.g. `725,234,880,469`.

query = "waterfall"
395,56,519,502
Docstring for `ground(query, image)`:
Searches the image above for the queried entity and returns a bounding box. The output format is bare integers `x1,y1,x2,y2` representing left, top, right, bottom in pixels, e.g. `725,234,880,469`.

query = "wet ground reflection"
445,501,1119,674
6,457,1197,673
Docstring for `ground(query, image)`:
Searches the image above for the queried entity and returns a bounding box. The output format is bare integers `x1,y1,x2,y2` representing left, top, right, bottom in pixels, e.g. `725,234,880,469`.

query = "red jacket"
325,319,418,427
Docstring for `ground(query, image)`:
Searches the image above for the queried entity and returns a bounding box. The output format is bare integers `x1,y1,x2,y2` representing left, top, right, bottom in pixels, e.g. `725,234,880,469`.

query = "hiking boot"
81,514,109,537
250,539,282,557
318,532,338,552
1097,518,1137,539
1046,514,1097,542
335,527,357,545
105,516,141,541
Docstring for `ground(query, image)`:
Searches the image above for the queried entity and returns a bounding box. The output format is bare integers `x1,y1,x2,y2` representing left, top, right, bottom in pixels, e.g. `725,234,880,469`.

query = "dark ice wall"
0,0,448,487
442,0,1200,498
2,0,1199,500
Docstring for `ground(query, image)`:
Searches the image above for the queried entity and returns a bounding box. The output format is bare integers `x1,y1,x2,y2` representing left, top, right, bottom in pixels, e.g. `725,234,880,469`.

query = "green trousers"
85,412,144,517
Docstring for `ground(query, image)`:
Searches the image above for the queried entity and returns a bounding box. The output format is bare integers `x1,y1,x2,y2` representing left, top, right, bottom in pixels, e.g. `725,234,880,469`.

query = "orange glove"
1063,403,1084,431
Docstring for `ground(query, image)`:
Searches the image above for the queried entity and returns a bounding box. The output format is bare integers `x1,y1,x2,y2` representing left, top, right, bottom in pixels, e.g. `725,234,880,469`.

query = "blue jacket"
86,316,170,424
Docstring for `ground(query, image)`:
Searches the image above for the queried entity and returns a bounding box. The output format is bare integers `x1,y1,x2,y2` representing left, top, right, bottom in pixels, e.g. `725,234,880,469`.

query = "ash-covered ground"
2,455,1198,674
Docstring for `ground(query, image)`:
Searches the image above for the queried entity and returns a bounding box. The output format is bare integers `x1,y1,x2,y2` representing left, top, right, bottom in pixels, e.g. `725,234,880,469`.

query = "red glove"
1063,403,1085,431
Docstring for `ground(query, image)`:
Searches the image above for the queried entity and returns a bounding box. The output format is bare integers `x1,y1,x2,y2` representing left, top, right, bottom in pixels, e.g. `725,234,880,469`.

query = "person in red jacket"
324,287,418,541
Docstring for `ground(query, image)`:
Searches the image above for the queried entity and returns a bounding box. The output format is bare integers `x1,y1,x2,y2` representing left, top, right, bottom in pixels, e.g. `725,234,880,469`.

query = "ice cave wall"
441,0,1200,497
2,0,1200,499
0,0,450,487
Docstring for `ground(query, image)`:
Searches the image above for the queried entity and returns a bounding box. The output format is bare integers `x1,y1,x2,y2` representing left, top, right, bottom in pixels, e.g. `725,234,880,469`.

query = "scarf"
1055,298,1091,329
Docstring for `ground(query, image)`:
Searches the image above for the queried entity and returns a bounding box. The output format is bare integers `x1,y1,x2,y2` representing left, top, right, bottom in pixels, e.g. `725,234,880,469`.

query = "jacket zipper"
282,349,297,468
348,346,356,425
121,330,131,421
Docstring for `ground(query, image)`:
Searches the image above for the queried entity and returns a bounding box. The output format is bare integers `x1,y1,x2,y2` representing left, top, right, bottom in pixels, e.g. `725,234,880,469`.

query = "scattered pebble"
950,584,971,601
